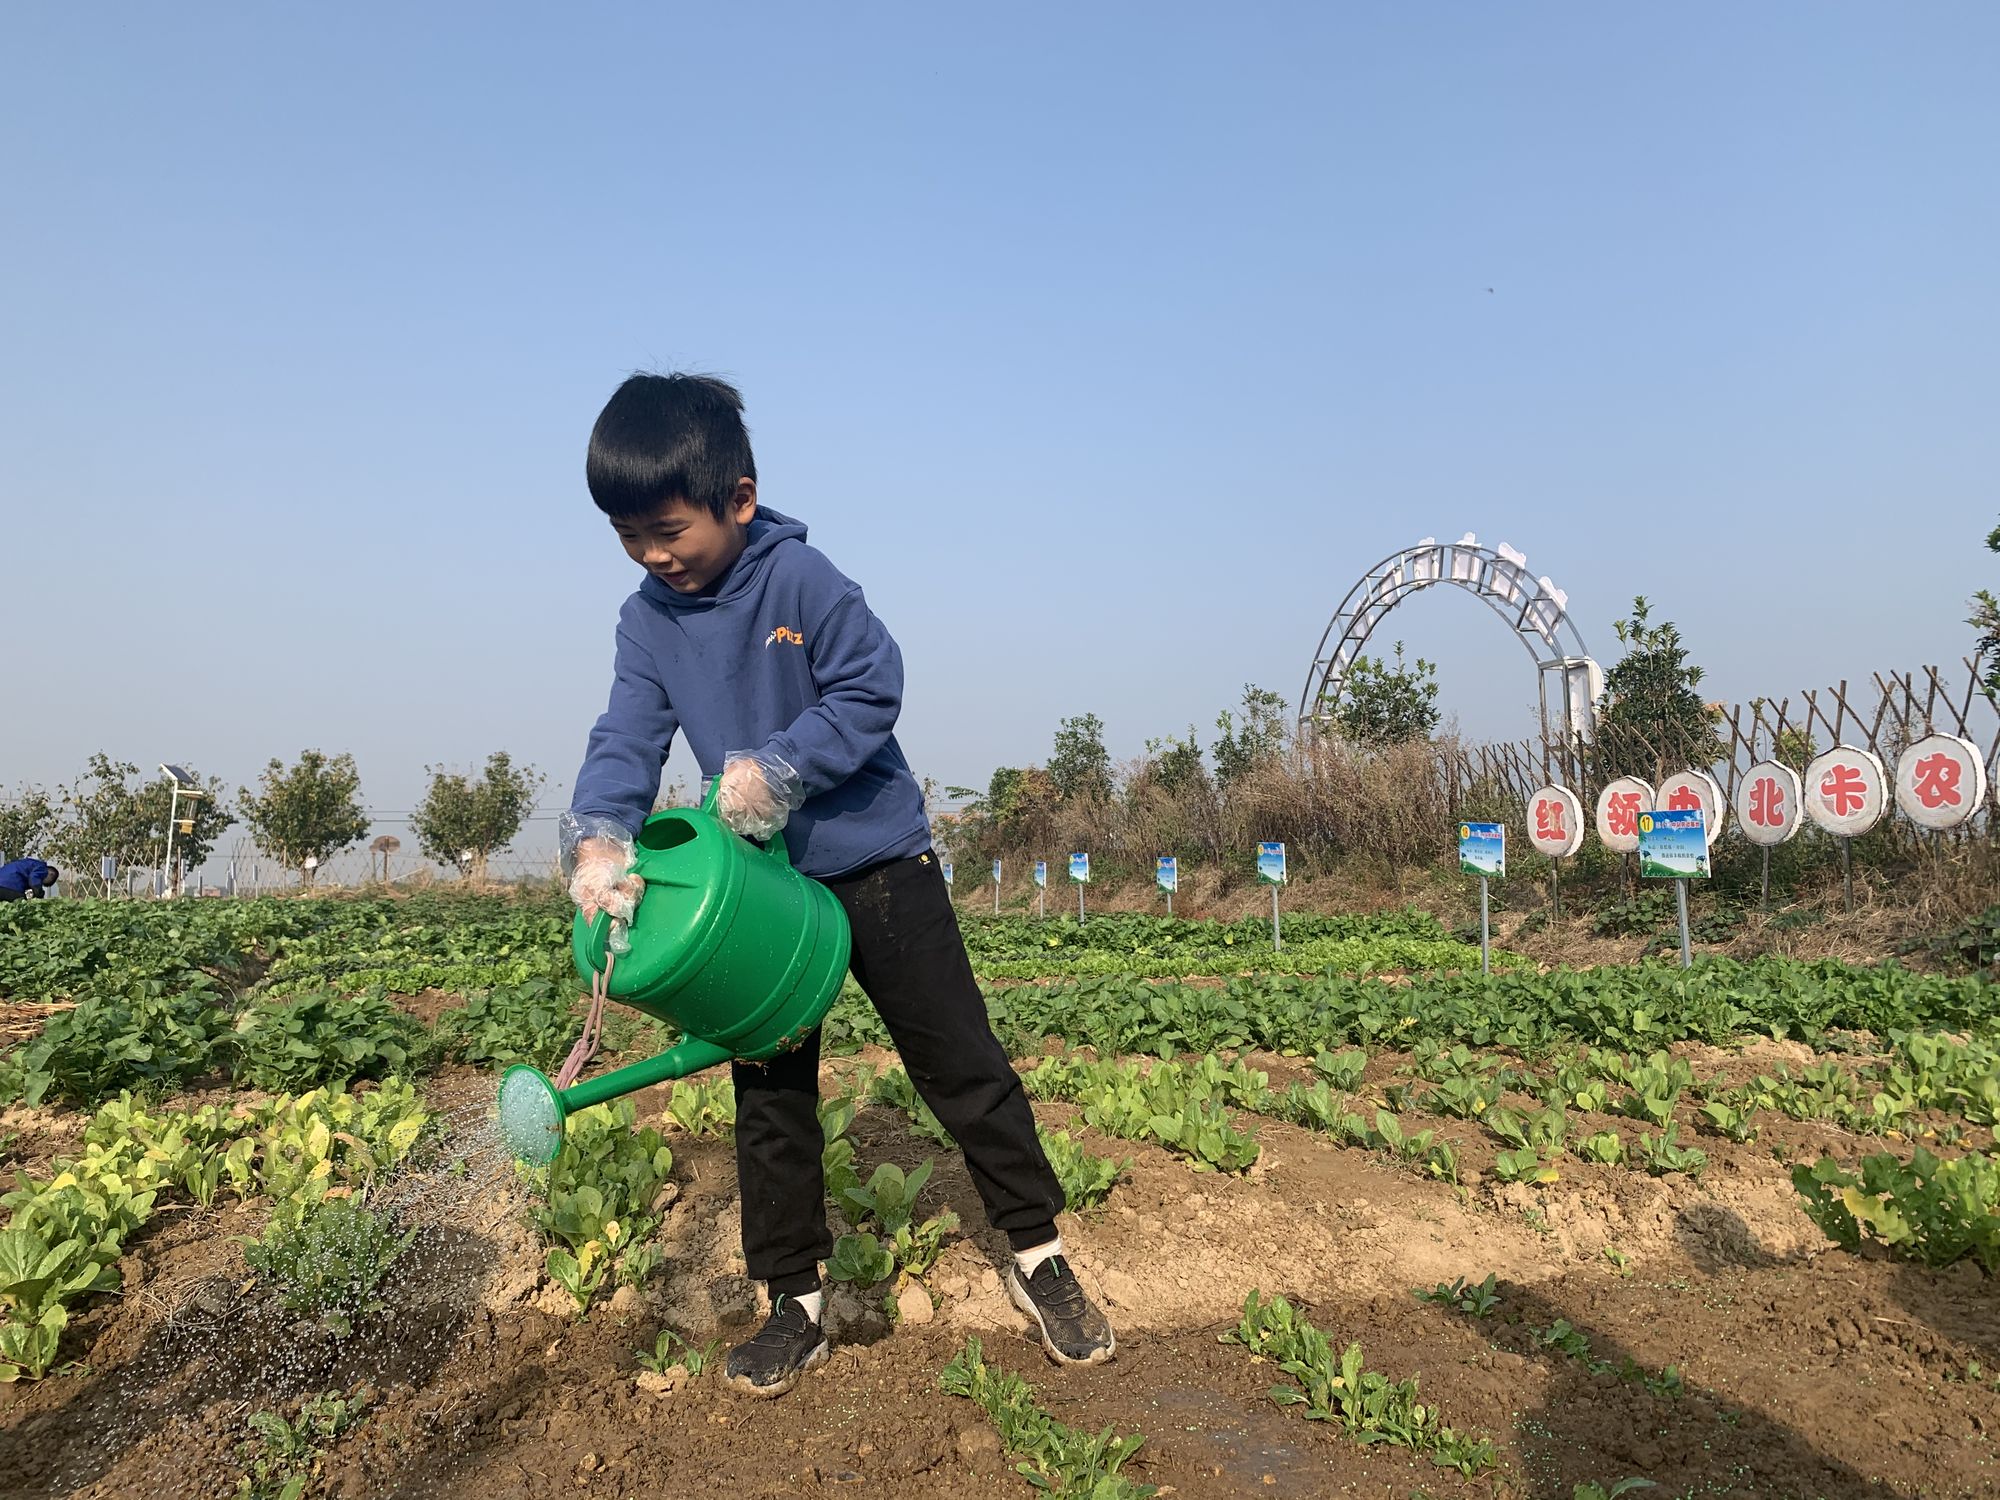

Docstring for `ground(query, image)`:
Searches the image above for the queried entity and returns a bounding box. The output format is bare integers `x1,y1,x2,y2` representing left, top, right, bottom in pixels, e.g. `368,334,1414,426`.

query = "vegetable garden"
1,891,1997,1498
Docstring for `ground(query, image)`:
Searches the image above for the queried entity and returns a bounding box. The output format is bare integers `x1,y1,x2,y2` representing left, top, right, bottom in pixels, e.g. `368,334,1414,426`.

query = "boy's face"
610,480,759,594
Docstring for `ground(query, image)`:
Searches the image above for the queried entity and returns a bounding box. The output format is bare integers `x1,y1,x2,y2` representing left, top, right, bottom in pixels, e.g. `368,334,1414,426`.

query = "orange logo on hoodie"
764,627,804,648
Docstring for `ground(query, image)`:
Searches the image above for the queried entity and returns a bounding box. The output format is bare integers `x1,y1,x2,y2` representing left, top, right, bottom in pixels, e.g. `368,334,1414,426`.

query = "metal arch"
1299,537,1593,727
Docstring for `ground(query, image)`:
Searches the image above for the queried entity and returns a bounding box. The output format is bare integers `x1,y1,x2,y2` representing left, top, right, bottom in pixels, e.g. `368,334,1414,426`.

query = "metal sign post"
1804,747,1887,913
1256,843,1286,951
1734,760,1802,911
1157,855,1177,917
992,859,1002,917
1458,823,1505,975
1069,852,1089,922
1527,785,1583,925
1033,860,1046,919
1637,807,1708,969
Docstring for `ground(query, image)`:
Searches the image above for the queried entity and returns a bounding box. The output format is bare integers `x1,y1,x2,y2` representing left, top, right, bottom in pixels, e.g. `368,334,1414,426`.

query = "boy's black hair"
586,372,757,520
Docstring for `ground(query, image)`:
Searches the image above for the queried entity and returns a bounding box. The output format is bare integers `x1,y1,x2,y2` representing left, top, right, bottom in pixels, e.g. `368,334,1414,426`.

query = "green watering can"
497,782,851,1164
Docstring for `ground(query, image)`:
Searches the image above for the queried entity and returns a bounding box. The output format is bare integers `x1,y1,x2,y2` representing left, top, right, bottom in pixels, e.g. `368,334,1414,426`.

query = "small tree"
46,755,153,892
1048,714,1112,804
1327,642,1439,749
0,785,58,864
1143,728,1209,797
1970,516,2000,696
239,750,371,888
1596,597,1727,779
411,751,546,878
1212,685,1289,791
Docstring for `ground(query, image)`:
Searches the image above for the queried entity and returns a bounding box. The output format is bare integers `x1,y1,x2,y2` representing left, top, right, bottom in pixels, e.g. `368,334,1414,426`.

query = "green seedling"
1697,1099,1758,1144
1224,1290,1496,1476
1637,1124,1708,1178
636,1328,721,1377
1574,1130,1626,1166
1413,1273,1501,1317
941,1336,1156,1497
662,1078,736,1137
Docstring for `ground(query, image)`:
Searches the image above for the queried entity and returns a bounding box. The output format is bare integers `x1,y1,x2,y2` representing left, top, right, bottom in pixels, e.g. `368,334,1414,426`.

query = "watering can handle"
702,773,791,867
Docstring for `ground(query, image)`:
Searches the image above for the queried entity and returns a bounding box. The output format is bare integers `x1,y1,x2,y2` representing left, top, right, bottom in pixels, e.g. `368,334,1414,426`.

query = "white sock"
792,1289,825,1323
1014,1234,1064,1280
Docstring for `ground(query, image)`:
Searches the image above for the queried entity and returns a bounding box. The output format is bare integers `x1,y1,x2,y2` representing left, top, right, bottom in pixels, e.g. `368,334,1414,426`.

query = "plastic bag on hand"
715,750,807,840
558,811,644,953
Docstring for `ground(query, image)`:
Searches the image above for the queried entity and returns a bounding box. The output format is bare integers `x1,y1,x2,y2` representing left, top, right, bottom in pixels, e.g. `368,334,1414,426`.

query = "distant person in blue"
562,374,1114,1399
0,859,59,901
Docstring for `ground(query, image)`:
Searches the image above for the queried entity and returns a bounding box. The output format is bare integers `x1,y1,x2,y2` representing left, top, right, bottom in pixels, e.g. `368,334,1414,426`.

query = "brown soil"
4,1047,1997,1500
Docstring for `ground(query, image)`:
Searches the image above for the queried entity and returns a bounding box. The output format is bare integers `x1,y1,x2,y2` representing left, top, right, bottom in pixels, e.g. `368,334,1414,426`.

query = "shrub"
231,989,429,1092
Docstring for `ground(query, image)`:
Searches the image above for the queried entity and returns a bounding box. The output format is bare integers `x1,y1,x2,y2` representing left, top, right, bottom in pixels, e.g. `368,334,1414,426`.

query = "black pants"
731,848,1063,1292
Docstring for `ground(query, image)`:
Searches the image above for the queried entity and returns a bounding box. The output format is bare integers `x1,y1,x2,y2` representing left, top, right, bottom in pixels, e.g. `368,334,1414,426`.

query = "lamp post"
159,764,203,899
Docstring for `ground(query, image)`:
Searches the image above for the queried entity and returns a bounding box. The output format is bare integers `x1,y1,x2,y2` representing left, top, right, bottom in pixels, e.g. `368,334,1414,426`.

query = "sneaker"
1007,1256,1116,1366
723,1295,830,1398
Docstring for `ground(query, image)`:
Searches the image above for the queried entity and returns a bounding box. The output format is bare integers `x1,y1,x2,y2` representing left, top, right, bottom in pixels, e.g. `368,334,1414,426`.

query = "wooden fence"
1443,657,1999,837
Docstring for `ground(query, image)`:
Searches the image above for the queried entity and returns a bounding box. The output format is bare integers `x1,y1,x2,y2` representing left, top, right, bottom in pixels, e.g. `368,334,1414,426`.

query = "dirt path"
4,1059,1997,1499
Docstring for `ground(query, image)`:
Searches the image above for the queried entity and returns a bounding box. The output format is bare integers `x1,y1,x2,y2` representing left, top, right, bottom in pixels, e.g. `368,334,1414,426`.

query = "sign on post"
1458,821,1503,974
992,859,1002,916
1594,777,1655,856
1805,746,1887,911
1069,852,1090,922
1894,734,1987,832
1156,855,1177,916
1733,760,1802,908
1457,822,1505,877
1805,747,1888,836
1257,843,1286,951
1526,784,1583,919
1638,809,1710,880
1638,807,1707,969
1033,859,1047,919
942,861,953,886
1658,770,1726,843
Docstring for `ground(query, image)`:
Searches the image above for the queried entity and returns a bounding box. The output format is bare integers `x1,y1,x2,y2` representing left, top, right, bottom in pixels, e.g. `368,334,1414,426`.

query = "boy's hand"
569,837,645,927
716,752,806,840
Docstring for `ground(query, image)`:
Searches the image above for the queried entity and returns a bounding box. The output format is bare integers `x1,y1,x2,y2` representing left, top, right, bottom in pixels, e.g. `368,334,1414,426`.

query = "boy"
561,373,1115,1398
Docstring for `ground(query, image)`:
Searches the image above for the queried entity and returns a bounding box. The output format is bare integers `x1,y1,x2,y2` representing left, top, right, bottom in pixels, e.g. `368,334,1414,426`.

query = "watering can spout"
498,781,851,1165
499,1036,734,1165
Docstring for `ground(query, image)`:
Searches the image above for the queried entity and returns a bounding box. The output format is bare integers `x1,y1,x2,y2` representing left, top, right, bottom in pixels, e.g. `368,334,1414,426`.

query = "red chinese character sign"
1804,746,1887,837
1731,761,1802,846
1657,771,1725,846
1893,734,1988,832
1593,777,1654,855
1526,785,1584,859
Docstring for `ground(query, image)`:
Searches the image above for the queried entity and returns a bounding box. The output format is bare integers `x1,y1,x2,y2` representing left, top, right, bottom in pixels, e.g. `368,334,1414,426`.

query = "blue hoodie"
0,859,53,894
569,508,931,879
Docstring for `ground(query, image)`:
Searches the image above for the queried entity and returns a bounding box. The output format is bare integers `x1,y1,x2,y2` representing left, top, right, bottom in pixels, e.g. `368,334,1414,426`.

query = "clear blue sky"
5,5,1996,858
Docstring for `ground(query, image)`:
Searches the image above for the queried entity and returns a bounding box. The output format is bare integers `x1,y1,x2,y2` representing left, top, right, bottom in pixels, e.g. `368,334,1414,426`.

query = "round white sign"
1804,746,1887,837
1894,734,1988,831
1656,769,1725,846
1594,776,1655,855
1526,784,1585,858
1733,761,1803,846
